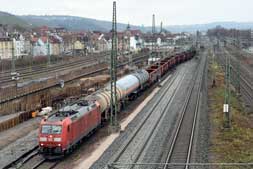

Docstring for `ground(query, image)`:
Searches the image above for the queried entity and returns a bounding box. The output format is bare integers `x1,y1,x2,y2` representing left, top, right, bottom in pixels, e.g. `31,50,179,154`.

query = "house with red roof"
31,34,64,57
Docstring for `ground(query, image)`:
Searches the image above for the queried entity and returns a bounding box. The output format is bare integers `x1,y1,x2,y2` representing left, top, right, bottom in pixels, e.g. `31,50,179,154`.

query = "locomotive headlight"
39,137,47,142
54,137,62,142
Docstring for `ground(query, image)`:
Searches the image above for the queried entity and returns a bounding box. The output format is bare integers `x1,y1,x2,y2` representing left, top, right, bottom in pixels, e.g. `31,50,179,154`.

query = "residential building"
0,36,13,60
24,40,31,56
50,35,63,56
62,34,75,54
12,34,28,59
31,37,50,57
96,34,110,52
73,40,85,55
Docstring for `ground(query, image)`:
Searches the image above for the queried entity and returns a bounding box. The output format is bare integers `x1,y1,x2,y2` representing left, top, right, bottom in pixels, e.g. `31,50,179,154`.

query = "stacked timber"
0,111,32,132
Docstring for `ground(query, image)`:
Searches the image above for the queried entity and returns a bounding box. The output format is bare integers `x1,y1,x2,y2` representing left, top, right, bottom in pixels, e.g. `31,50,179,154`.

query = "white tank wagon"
114,69,149,98
87,69,149,114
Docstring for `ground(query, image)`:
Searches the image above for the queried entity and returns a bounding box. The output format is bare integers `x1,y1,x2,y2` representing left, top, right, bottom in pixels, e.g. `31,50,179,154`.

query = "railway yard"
0,0,253,168
0,32,253,169
0,38,253,169
215,45,253,112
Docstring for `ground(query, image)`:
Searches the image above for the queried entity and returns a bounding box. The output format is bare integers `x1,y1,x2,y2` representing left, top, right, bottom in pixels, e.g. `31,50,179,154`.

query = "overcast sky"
0,0,252,26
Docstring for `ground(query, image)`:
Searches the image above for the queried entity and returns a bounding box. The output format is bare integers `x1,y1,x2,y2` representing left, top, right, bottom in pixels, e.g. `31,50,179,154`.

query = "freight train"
38,49,196,157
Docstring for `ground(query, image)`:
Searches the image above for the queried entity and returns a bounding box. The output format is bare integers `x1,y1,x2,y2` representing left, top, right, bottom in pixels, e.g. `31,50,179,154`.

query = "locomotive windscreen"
41,125,62,134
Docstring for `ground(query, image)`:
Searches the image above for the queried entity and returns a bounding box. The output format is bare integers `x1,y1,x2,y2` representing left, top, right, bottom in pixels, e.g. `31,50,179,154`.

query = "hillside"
0,11,253,33
0,11,28,28
19,15,143,32
165,22,253,33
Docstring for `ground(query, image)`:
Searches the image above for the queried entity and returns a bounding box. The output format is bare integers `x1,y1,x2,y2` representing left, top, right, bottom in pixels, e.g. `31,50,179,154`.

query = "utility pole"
196,31,199,48
1,43,3,72
110,1,120,132
160,21,163,34
11,38,19,95
11,38,16,73
236,59,240,93
224,53,231,128
149,14,156,65
47,38,51,66
121,34,124,54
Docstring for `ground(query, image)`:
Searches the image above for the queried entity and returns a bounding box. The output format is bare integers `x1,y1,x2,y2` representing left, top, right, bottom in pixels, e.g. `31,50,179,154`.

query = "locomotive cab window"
41,125,62,134
67,125,70,132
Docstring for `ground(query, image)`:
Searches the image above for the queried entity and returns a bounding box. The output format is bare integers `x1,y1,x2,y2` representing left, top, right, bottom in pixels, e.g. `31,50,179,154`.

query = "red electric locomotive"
39,100,101,157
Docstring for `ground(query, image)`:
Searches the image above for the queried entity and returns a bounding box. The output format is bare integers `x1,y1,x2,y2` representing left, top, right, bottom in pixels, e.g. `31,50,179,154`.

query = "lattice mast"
149,14,155,62
151,14,156,63
110,1,119,127
160,21,163,33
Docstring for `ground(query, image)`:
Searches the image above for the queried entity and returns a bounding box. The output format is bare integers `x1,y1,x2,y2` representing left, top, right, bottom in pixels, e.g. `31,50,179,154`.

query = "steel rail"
0,55,147,104
109,69,185,167
2,146,39,169
216,47,253,103
32,159,59,169
128,70,187,169
163,55,205,169
0,57,101,84
0,52,110,76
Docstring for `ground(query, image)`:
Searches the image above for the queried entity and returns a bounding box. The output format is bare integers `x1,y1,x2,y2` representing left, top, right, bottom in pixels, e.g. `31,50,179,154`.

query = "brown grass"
208,54,253,169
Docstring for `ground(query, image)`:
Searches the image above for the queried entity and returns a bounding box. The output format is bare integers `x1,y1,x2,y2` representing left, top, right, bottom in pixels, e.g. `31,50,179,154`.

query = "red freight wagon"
146,66,160,84
168,57,176,68
174,54,181,64
182,53,186,62
160,61,169,75
177,53,184,63
184,52,191,60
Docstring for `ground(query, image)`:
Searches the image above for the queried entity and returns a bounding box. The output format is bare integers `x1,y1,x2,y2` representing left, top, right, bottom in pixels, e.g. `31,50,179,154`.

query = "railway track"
215,47,253,107
108,65,188,169
225,46,253,77
31,159,59,169
0,52,149,85
3,146,39,169
3,146,59,169
2,52,191,169
14,154,58,169
0,52,110,77
0,54,148,104
162,53,206,169
3,53,180,169
239,75,253,102
0,55,106,85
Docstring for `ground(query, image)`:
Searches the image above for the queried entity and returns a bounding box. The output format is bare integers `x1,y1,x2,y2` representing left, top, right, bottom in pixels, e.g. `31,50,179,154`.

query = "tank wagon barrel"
89,69,149,113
